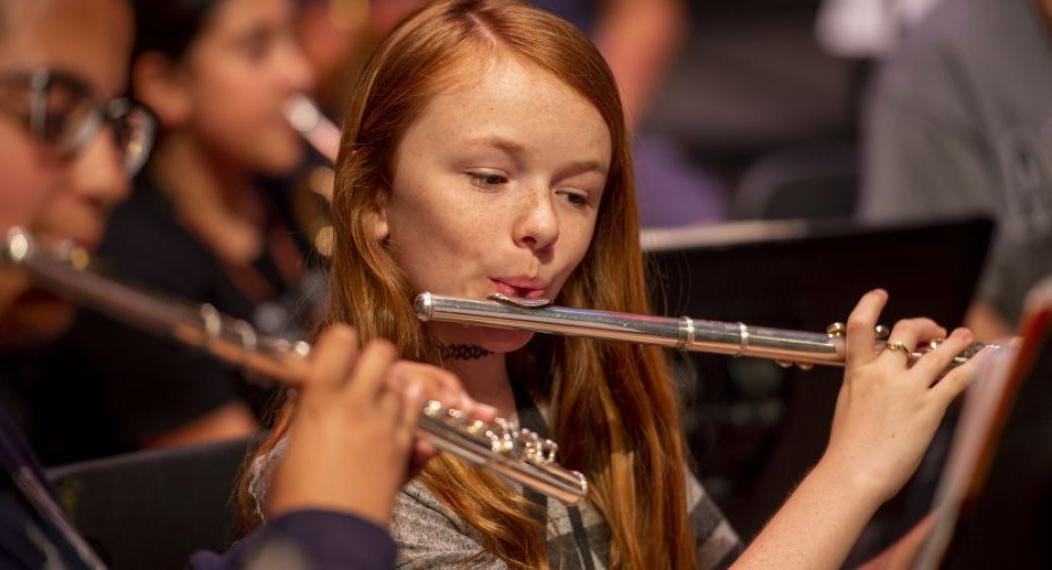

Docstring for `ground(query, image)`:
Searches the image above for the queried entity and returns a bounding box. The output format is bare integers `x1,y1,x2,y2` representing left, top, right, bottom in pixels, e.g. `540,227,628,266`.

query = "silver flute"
415,293,997,370
1,229,587,505
284,95,340,163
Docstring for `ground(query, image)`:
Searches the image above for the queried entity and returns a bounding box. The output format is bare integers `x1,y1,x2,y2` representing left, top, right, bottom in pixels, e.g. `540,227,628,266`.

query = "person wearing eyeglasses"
24,0,326,466
0,54,154,352
0,0,155,437
0,0,492,567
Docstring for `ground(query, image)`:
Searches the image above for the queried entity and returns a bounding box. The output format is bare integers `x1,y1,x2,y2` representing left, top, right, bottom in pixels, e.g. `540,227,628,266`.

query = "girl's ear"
131,52,193,127
371,206,389,241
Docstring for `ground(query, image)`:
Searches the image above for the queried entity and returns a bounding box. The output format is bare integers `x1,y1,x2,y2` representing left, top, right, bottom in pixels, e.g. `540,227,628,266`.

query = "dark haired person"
31,0,325,464
0,0,490,566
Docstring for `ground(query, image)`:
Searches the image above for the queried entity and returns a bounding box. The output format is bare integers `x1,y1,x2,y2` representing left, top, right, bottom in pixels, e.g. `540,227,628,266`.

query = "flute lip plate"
414,292,554,320
488,293,552,309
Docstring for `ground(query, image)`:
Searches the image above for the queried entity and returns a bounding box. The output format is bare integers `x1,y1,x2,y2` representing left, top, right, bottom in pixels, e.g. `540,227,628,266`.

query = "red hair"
239,2,696,568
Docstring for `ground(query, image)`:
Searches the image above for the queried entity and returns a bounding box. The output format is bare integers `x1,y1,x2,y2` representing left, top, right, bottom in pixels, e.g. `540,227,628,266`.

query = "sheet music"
914,344,1018,569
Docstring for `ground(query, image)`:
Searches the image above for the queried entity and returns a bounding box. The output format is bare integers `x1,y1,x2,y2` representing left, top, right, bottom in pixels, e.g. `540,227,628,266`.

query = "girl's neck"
151,133,265,266
443,352,517,422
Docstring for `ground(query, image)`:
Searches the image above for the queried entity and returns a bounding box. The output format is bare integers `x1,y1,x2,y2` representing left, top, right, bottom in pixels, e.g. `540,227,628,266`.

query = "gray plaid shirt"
392,470,742,569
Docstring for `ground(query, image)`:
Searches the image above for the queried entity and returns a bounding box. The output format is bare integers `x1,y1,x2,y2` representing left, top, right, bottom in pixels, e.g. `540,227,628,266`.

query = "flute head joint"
414,292,435,321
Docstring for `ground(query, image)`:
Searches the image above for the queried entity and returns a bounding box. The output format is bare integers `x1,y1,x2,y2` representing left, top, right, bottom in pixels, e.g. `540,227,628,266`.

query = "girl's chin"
430,322,536,354
481,328,536,354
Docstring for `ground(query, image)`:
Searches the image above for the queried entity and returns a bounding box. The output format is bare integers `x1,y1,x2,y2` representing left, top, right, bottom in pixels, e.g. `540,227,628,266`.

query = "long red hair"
239,1,696,568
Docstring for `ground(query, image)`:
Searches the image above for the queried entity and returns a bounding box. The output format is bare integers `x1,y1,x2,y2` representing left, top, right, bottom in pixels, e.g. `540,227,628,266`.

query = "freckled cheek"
399,174,506,251
426,212,504,289
388,203,496,294
550,222,597,290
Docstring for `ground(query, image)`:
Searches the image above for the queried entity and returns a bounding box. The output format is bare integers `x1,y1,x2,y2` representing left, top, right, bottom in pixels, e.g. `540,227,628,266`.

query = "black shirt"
27,176,321,465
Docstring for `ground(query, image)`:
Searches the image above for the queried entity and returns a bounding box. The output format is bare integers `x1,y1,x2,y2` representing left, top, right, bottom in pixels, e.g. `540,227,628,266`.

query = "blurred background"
10,0,1050,567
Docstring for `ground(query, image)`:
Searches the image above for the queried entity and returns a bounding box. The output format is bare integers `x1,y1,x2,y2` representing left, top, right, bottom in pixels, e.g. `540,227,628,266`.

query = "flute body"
1,229,587,505
284,95,340,163
415,293,994,370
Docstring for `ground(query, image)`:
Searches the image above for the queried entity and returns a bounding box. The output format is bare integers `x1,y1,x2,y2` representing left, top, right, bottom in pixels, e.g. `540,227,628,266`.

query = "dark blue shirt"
0,408,395,569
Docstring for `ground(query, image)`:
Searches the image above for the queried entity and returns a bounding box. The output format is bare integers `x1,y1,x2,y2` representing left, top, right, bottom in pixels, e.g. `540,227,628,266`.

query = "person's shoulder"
887,0,1034,80
903,0,1011,49
97,178,216,295
395,480,464,528
870,0,1006,128
391,481,499,568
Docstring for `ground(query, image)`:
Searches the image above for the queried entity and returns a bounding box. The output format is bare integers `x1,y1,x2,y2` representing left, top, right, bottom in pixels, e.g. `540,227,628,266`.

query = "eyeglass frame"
0,67,156,176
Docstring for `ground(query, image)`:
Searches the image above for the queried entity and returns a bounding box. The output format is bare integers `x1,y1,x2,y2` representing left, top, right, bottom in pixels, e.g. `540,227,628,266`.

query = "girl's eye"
239,29,274,61
468,172,509,188
243,38,268,60
561,191,590,207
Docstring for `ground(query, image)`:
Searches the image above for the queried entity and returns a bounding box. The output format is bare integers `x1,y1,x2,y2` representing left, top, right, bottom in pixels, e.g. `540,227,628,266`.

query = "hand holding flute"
823,290,984,503
2,228,587,507
268,325,495,526
416,287,1000,567
735,289,992,569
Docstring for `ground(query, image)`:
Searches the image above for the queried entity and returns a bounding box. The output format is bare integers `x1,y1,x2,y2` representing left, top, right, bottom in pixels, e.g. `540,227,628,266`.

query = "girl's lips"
489,278,548,300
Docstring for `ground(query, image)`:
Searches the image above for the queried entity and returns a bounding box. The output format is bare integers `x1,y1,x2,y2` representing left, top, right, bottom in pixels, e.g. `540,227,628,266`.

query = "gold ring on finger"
884,340,912,360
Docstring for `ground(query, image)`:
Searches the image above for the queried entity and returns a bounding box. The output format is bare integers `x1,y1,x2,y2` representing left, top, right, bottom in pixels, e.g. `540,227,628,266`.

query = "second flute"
1,229,587,505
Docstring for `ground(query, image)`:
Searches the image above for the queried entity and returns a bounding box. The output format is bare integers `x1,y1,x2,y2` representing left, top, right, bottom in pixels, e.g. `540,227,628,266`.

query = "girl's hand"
820,289,986,504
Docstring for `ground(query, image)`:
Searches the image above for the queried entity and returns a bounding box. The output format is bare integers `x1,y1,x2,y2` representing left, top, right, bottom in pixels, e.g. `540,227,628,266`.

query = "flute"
284,95,340,163
414,293,998,370
1,228,587,506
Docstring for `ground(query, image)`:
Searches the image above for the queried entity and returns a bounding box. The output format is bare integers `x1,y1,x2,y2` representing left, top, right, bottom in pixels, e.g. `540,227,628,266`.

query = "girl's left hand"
820,289,987,504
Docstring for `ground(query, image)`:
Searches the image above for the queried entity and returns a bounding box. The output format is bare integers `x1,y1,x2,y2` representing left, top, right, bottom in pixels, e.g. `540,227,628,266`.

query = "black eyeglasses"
0,68,156,176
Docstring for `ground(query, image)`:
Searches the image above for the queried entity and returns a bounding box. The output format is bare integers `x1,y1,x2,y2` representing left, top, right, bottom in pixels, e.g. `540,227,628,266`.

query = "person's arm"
143,402,258,449
860,32,1027,329
56,308,257,450
732,290,984,569
187,509,396,570
593,0,685,128
859,37,1025,329
188,326,494,569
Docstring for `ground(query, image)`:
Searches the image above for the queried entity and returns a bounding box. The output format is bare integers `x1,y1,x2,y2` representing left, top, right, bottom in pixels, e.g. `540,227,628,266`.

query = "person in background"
858,0,1052,340
816,0,946,60
0,0,493,567
0,0,142,430
29,0,323,465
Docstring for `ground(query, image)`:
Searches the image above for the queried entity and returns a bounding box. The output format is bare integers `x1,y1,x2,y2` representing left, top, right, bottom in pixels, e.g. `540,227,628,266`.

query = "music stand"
642,216,994,547
915,290,1052,569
